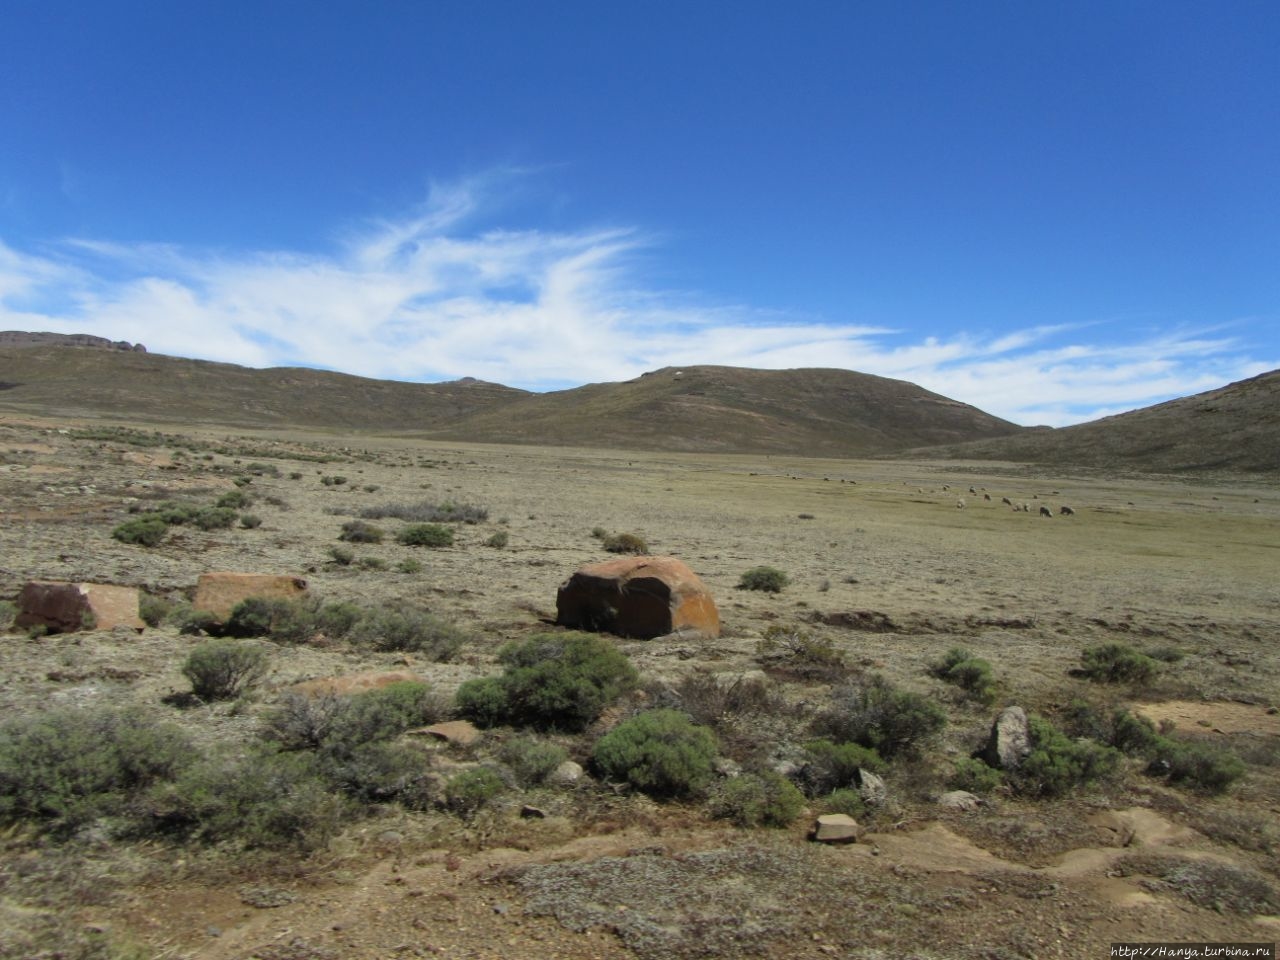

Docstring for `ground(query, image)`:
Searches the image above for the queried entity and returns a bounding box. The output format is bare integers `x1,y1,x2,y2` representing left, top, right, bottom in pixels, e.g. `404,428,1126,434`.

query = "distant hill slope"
912,369,1280,474
0,345,527,430
0,344,1023,455
433,365,1024,455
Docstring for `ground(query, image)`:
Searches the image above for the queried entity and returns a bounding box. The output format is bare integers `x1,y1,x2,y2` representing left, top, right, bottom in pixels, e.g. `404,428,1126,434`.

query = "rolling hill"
909,368,1280,474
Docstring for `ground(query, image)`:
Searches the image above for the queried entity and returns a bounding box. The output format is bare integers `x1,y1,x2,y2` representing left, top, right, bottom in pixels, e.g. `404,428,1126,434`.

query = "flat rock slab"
422,720,482,747
15,581,144,633
194,572,308,620
289,669,422,697
556,555,720,639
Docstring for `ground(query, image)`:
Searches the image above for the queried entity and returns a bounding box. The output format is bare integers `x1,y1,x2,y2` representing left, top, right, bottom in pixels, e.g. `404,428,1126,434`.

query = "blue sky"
1,2,1276,426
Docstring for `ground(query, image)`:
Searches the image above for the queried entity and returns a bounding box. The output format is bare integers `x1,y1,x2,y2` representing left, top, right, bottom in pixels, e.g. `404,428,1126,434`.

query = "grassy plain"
1,414,1278,959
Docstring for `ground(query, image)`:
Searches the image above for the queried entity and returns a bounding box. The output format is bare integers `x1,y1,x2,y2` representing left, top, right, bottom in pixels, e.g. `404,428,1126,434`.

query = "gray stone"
981,705,1031,771
856,769,887,806
938,790,983,811
548,760,585,786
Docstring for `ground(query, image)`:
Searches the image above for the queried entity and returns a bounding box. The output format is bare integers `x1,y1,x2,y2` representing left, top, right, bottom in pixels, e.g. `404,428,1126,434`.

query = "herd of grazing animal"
907,481,1077,517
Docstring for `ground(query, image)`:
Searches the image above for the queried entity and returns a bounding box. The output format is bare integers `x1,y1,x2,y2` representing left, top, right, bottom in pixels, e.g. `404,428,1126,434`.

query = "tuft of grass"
339,519,385,543
348,607,466,660
814,674,946,760
181,639,271,701
930,647,997,705
485,530,510,549
362,500,489,524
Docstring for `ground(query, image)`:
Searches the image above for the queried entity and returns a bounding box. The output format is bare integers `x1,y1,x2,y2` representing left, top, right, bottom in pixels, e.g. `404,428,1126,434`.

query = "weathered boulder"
288,669,422,697
15,581,144,633
556,556,720,639
548,760,585,786
980,705,1032,771
938,790,983,811
855,768,887,806
193,572,307,620
812,813,861,843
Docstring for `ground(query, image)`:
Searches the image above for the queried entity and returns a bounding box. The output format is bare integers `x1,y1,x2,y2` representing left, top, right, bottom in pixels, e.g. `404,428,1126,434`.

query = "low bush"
329,545,355,565
321,475,348,486
737,566,789,593
339,520,385,544
181,639,271,700
1150,738,1246,793
398,523,454,547
348,607,465,660
445,766,507,818
176,609,220,636
757,625,848,682
947,756,1002,794
820,787,866,818
357,556,389,571
498,735,569,787
671,672,793,730
0,599,16,630
0,706,192,831
814,675,947,760
709,771,805,827
1079,643,1159,684
152,748,348,851
930,647,996,704
486,531,510,549
397,558,424,574
593,709,719,799
138,594,172,627
362,501,489,524
216,489,252,509
455,632,639,732
602,532,648,554
798,739,885,796
192,506,238,531
111,516,168,547
239,513,263,529
1010,714,1121,798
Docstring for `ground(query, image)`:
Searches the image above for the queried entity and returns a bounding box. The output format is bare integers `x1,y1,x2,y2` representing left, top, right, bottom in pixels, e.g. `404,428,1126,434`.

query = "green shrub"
111,517,168,547
176,609,220,636
137,594,172,628
152,748,348,851
329,545,355,566
590,526,608,540
1011,714,1121,798
397,558,424,574
181,639,270,700
348,608,465,660
930,647,996,704
357,556,388,571
737,566,789,593
0,599,15,630
151,501,201,525
239,513,263,529
398,523,454,547
455,633,639,732
319,739,434,807
798,739,885,796
485,531,510,549
216,489,252,509
289,471,304,480
445,767,507,818
339,520,385,544
1150,739,1246,793
0,707,192,831
192,506,238,531
592,709,718,799
820,788,866,818
602,532,648,554
814,675,947,759
321,475,348,486
498,736,569,787
948,756,1002,794
709,771,804,827
1079,643,1159,684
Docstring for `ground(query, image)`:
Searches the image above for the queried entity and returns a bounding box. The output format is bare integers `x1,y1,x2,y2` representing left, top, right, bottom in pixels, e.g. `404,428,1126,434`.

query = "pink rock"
193,572,308,620
15,581,144,633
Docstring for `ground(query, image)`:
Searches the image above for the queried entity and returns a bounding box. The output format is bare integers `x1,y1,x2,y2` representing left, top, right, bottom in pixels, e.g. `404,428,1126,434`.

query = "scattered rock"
192,572,308,621
980,705,1032,771
556,555,720,639
14,580,144,633
812,814,860,843
520,805,547,819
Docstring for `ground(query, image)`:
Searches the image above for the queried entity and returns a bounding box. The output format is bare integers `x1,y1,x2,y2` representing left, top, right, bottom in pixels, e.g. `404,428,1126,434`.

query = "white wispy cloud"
0,181,1272,426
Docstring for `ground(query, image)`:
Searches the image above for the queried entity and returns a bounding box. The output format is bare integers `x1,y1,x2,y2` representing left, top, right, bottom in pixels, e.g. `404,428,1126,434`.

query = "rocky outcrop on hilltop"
0,330,146,352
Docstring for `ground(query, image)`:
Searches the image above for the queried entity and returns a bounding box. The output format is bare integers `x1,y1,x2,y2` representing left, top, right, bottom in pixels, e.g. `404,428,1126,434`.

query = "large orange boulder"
556,556,720,639
15,581,144,633
193,572,308,620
